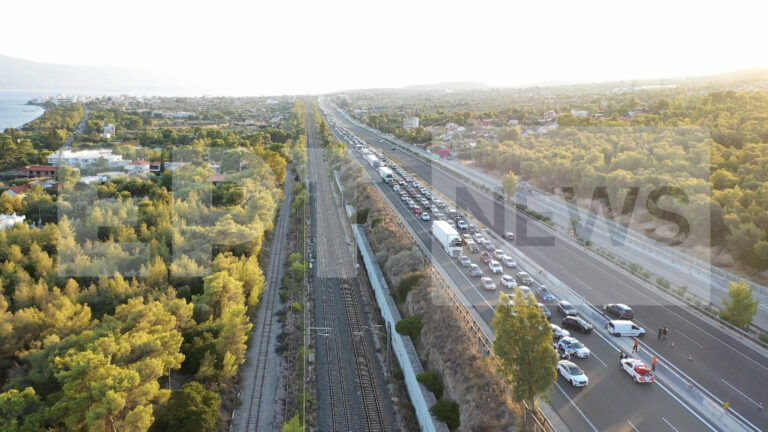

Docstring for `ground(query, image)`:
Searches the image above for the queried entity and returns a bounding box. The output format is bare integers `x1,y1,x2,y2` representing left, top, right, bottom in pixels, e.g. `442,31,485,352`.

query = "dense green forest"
0,99,304,431
0,103,86,172
470,90,768,270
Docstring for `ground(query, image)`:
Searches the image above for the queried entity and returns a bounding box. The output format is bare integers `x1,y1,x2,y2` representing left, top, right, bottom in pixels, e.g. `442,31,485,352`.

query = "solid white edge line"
554,381,600,432
720,379,761,407
626,419,639,431
662,416,680,432
654,380,719,432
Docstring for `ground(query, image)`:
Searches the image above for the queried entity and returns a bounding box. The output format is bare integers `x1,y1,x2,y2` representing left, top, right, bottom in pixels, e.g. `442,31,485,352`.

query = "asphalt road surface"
323,100,768,432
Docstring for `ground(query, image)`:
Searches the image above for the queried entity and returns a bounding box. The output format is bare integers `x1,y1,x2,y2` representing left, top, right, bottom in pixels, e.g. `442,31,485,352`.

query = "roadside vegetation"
338,80,768,281
0,98,304,431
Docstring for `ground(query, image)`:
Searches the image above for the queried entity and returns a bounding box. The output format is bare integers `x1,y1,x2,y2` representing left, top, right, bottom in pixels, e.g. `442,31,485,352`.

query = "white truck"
378,166,394,183
619,356,655,384
364,154,380,168
432,220,463,257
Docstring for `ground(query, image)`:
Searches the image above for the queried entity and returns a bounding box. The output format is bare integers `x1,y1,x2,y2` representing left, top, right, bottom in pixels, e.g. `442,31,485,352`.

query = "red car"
413,206,422,214
480,251,493,263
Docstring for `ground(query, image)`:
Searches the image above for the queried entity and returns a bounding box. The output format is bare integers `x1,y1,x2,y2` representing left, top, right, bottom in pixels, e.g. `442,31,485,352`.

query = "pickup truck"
620,356,655,384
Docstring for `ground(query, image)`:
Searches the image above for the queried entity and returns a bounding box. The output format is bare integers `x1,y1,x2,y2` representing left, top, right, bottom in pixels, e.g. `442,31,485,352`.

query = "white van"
607,320,646,337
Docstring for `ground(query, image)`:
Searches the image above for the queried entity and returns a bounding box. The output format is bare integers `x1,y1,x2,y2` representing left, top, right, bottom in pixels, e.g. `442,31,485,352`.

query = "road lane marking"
661,417,679,432
591,351,607,367
335,109,758,432
721,379,762,408
653,380,718,432
626,419,639,431
641,344,761,432
554,382,599,432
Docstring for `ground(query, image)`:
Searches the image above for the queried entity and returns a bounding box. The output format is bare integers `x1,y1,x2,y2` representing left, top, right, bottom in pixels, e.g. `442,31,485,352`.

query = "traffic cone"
688,354,693,361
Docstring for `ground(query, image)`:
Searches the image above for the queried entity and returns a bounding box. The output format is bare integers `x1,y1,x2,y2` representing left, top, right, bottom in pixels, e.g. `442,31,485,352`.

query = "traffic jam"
331,120,653,389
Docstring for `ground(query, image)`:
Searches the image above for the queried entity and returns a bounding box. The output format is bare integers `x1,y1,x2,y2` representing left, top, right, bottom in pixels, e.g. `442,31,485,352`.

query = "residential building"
124,159,151,174
571,110,588,117
403,117,419,129
0,213,25,231
103,124,116,135
47,149,127,169
16,165,57,178
6,184,32,197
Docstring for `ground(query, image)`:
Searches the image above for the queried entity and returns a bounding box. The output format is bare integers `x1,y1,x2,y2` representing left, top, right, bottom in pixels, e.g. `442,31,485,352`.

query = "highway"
321,99,768,432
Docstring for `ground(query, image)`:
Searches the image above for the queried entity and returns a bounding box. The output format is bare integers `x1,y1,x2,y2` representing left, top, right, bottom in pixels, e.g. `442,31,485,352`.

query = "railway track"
307,106,389,432
242,170,295,431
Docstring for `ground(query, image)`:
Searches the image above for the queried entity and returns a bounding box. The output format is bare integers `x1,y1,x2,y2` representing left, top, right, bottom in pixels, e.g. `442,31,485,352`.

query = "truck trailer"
432,220,463,257
378,166,394,183
364,154,380,168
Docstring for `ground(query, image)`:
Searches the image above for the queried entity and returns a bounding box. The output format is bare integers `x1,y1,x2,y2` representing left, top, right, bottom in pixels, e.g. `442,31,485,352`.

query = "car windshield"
569,365,583,375
575,318,586,325
571,341,584,349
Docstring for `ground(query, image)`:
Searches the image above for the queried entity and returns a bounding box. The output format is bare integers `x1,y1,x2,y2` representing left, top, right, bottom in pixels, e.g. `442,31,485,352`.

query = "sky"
2,0,767,95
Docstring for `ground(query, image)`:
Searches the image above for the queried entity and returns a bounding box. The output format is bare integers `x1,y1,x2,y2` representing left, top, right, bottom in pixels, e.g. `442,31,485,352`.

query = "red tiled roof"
8,184,32,194
25,165,57,171
209,174,224,182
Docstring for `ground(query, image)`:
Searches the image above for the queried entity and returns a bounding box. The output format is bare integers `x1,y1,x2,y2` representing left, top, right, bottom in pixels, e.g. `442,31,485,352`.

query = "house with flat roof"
0,213,25,231
48,149,127,169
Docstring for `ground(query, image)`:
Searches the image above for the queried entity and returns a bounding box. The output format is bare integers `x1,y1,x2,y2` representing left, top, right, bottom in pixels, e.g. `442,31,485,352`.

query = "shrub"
758,333,768,344
396,315,423,340
657,277,670,289
431,400,460,430
417,370,444,399
395,273,426,303
356,207,371,224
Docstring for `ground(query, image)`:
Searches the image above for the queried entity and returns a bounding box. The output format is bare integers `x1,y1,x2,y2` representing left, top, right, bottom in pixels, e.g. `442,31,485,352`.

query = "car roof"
558,360,578,367
609,319,635,325
559,300,573,305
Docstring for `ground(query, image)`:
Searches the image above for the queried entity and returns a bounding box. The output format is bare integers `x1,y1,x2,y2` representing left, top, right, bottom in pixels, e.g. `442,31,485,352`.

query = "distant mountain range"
0,55,190,95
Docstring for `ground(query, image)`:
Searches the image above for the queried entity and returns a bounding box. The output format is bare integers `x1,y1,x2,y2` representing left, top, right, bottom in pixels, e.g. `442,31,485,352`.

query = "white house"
103,123,116,135
124,159,151,174
0,213,25,231
48,149,127,169
403,117,419,129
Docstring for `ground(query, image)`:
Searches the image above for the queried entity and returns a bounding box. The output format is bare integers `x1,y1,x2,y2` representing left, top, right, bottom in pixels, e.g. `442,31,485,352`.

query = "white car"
468,264,483,277
493,249,506,259
558,360,589,387
456,220,468,230
459,255,472,267
550,324,570,340
480,277,497,290
557,337,591,358
421,213,431,221
489,260,503,274
502,255,517,268
500,274,517,289
393,184,400,191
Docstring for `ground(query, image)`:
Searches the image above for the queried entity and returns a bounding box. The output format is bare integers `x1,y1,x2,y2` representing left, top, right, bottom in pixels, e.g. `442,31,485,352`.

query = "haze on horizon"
3,0,766,96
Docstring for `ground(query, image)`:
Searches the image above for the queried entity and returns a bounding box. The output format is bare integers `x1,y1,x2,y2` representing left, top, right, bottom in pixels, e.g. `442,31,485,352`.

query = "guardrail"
331,102,768,330
360,171,558,432
340,106,768,343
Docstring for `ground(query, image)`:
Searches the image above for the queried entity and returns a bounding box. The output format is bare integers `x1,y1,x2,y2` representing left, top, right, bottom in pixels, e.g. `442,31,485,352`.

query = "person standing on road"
662,327,669,341
658,327,663,339
652,356,658,371
633,339,640,353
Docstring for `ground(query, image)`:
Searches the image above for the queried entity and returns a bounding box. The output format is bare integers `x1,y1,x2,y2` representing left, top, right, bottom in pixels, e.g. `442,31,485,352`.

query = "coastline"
0,99,46,131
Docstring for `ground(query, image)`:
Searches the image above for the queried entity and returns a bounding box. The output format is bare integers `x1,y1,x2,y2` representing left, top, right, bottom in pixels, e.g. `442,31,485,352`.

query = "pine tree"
492,289,558,410
721,280,759,329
